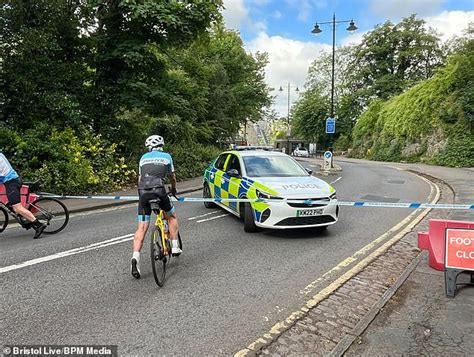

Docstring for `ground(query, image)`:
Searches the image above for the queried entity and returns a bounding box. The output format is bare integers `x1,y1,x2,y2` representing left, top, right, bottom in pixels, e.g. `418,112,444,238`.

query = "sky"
221,0,474,116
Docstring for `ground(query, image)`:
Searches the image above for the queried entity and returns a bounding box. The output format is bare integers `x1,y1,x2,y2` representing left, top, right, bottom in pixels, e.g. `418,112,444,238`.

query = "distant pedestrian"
0,152,46,238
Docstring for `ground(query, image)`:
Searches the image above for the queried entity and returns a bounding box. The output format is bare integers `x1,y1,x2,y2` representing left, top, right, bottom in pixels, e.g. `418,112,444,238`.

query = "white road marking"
196,214,230,223
187,211,220,221
0,233,134,274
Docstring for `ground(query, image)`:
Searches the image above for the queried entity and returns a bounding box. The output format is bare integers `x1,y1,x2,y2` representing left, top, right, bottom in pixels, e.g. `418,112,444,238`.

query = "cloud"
340,10,474,45
222,0,249,29
285,0,328,22
222,0,268,33
272,10,282,19
424,10,474,41
246,32,331,116
369,0,445,19
340,31,367,46
297,0,313,22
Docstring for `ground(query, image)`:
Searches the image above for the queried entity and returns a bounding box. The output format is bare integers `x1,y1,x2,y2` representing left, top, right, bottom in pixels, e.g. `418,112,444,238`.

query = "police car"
203,148,339,232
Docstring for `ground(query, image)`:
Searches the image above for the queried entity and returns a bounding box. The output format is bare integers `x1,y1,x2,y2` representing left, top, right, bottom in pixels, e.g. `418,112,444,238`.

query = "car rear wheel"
243,202,258,233
203,183,216,208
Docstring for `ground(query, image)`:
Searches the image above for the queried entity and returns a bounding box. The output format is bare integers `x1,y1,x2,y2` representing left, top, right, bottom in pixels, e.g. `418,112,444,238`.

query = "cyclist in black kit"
130,135,181,279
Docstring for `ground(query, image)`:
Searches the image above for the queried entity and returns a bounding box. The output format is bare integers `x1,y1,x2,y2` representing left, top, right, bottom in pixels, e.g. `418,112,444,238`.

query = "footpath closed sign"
445,228,474,270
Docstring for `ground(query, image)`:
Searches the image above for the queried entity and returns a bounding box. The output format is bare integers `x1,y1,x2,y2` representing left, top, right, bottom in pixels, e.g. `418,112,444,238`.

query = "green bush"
351,47,473,166
435,136,474,167
334,134,352,151
167,143,220,180
0,124,135,194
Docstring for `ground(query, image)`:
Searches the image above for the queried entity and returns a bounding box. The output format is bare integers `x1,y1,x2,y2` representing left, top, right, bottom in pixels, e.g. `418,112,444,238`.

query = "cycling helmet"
145,135,164,150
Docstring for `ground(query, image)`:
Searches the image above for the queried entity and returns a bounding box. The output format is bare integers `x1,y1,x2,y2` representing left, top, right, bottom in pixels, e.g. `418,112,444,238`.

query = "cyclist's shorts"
4,178,21,205
138,187,175,221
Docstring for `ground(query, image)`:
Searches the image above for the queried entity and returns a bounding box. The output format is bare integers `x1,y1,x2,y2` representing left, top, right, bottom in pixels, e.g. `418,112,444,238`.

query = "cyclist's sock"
171,240,182,255
132,251,140,264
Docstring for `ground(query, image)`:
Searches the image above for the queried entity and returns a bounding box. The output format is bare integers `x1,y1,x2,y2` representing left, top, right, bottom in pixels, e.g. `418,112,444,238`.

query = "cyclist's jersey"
0,153,19,184
138,150,175,190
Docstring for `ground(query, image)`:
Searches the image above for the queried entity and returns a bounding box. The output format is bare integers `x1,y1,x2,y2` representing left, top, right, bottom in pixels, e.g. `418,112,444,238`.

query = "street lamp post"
311,14,357,150
279,82,299,154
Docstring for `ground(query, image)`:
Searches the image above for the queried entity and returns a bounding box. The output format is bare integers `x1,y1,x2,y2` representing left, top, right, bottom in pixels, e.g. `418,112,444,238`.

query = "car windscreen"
243,155,309,177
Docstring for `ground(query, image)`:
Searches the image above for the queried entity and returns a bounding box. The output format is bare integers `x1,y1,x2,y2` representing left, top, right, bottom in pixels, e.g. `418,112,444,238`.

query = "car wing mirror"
227,169,241,178
305,167,313,175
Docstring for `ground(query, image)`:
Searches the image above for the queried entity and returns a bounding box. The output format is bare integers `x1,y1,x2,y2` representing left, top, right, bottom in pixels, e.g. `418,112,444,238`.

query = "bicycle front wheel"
0,206,8,233
28,198,69,234
150,226,166,287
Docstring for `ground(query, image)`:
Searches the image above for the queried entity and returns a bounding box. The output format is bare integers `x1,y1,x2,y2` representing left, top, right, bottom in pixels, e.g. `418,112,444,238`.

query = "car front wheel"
243,202,258,233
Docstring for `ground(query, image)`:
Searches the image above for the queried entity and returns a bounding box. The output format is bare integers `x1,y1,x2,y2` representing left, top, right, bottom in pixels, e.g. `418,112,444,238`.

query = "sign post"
444,228,474,298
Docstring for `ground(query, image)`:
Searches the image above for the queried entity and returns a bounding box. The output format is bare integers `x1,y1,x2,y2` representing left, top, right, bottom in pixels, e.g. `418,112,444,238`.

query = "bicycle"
149,195,183,287
0,182,69,235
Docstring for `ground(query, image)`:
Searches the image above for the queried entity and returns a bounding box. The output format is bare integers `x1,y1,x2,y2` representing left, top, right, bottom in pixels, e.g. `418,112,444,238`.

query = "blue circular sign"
324,151,332,159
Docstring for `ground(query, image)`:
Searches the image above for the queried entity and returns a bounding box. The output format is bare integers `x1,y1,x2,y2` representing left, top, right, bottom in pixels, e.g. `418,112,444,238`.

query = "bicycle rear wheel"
150,226,166,287
0,206,8,233
28,197,69,234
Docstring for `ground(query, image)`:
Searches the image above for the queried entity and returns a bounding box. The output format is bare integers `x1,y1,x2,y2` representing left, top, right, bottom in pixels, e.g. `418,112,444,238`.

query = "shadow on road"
260,227,331,240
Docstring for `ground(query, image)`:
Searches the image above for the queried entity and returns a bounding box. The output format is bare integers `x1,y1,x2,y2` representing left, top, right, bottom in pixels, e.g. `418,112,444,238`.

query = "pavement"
38,158,474,355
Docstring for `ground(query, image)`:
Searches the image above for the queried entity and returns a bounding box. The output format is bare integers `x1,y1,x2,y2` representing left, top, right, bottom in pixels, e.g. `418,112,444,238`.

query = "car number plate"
297,209,323,217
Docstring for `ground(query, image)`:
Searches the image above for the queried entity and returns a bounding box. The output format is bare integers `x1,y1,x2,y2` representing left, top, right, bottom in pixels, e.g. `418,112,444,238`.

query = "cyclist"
0,152,46,239
131,135,181,279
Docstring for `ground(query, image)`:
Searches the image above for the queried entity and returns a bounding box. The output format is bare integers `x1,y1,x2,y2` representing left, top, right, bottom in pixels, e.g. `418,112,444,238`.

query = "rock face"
402,143,422,157
400,128,447,160
424,129,447,157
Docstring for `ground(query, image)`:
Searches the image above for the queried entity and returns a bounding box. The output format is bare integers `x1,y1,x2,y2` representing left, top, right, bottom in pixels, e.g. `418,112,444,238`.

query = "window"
243,155,309,177
214,154,229,170
226,154,242,174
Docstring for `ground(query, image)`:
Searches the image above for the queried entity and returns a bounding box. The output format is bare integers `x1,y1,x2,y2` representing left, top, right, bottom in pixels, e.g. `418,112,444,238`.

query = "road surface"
0,160,431,355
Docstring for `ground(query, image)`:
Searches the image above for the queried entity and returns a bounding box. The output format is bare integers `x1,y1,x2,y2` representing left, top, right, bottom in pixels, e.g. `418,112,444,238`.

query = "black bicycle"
0,182,69,235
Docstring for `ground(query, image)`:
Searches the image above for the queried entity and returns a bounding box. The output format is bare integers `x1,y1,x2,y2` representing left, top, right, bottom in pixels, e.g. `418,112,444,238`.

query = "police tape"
38,194,474,210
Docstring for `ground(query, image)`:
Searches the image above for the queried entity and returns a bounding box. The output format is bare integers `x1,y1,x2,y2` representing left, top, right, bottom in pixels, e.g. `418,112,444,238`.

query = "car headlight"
330,192,337,200
256,189,283,201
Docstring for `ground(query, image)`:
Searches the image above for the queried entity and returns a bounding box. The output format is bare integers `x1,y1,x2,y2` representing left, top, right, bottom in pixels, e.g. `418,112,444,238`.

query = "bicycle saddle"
149,198,161,211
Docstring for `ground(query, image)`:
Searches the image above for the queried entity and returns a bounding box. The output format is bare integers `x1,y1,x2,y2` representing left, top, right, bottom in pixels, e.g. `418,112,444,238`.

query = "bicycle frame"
152,207,170,255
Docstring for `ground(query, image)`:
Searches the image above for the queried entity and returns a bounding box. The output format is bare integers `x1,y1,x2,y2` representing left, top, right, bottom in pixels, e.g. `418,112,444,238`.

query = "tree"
346,15,444,116
305,46,356,137
154,26,272,145
291,88,330,148
89,0,223,139
1,0,93,131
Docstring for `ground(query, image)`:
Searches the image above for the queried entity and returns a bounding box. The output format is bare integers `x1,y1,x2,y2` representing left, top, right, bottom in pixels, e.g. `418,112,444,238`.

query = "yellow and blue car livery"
203,149,339,230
